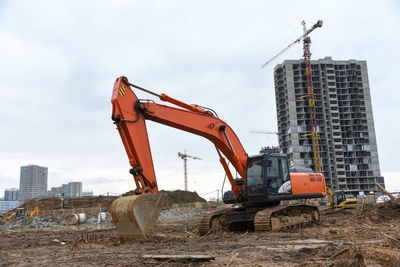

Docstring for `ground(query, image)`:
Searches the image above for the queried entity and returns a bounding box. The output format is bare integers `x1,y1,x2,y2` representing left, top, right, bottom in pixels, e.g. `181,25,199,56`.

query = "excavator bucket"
110,194,162,237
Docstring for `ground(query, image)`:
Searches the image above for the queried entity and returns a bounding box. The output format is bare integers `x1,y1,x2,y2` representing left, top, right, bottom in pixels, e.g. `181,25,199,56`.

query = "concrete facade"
274,57,383,193
18,165,48,204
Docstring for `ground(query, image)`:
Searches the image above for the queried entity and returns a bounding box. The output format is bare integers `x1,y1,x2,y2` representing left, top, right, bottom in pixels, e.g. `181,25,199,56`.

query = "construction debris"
158,207,205,222
64,213,86,225
1,197,399,266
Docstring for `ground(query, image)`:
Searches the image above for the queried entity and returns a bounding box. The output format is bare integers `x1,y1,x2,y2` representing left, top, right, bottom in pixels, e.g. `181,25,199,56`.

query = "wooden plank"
143,254,215,262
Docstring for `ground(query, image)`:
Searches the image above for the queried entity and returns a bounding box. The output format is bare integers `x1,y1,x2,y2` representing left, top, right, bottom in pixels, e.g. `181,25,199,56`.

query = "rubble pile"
158,208,206,222
0,215,65,230
0,213,114,231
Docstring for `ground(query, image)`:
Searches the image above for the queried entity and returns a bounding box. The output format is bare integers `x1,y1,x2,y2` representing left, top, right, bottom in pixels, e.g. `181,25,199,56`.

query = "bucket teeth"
110,194,162,237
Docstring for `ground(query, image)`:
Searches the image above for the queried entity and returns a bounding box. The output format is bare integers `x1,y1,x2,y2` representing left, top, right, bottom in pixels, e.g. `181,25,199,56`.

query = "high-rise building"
65,182,82,198
274,57,383,193
4,188,19,201
18,164,48,204
48,186,63,198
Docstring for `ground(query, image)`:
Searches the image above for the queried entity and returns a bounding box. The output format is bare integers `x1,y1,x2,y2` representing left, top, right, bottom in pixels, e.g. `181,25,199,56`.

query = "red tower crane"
301,20,322,173
261,20,323,173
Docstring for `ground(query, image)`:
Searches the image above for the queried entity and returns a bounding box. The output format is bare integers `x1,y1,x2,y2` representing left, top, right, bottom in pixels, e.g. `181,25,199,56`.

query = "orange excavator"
110,76,326,237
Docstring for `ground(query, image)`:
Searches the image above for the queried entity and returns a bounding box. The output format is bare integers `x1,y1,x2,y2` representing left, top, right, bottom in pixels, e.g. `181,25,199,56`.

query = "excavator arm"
110,76,249,237
110,76,327,237
111,76,247,198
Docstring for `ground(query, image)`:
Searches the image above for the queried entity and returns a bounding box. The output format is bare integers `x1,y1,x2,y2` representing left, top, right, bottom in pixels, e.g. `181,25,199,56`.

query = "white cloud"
381,172,400,192
0,0,399,197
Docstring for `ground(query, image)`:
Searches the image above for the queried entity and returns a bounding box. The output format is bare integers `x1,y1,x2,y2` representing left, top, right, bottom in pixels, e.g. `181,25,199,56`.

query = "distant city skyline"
0,164,92,200
49,181,82,198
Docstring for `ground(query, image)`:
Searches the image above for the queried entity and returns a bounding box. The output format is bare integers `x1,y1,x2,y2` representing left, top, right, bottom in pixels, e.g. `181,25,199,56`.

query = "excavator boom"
111,76,249,236
110,76,326,237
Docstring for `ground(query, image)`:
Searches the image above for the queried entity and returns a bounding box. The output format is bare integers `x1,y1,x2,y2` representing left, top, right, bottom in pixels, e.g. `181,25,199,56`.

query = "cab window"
337,193,345,204
280,157,290,182
246,158,264,195
266,157,279,177
265,157,285,194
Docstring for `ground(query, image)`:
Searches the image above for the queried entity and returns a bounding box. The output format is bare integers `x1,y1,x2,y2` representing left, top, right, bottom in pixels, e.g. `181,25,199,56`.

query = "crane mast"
178,149,202,191
301,20,321,173
262,20,322,173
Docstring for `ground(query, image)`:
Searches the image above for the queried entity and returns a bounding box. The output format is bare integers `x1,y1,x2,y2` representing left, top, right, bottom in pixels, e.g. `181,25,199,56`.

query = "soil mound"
359,198,400,222
23,196,117,211
122,190,206,209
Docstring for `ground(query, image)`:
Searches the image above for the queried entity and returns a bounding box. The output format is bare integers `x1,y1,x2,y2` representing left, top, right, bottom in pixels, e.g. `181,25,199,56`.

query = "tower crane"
261,20,323,173
178,149,202,191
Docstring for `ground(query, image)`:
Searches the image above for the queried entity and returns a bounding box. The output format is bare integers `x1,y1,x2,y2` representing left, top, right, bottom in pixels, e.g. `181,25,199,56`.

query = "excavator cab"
332,191,358,208
244,153,326,205
245,153,290,205
15,208,25,216
223,153,291,204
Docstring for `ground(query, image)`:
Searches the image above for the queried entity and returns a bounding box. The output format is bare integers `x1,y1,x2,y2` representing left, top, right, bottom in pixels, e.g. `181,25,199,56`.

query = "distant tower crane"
250,130,278,135
250,130,278,143
178,149,202,191
261,20,323,173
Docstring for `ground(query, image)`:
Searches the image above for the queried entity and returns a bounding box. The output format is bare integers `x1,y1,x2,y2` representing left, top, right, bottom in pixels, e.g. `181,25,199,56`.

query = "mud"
1,201,400,266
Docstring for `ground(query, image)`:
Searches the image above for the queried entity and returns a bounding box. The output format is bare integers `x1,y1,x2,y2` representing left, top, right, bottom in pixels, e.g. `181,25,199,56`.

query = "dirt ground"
1,201,400,266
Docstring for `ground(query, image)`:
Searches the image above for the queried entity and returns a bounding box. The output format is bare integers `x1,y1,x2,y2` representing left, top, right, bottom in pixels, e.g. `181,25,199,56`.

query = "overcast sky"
0,0,399,199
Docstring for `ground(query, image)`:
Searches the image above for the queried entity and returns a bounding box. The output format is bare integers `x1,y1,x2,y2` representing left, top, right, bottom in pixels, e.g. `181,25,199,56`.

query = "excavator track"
254,204,320,231
198,212,214,236
198,208,234,236
198,204,320,235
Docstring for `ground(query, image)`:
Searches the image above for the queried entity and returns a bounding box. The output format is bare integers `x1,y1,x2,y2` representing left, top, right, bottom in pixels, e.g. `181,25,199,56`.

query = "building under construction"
274,57,384,192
